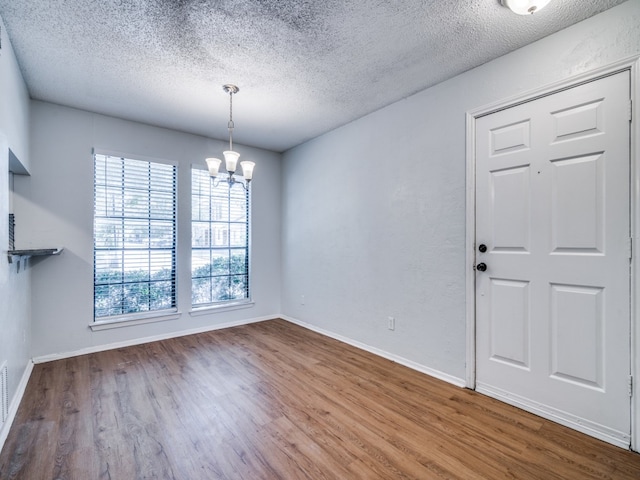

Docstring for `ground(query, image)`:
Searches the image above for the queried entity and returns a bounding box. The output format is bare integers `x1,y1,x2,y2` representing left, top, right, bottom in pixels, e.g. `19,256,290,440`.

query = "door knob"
476,263,487,272
478,244,487,253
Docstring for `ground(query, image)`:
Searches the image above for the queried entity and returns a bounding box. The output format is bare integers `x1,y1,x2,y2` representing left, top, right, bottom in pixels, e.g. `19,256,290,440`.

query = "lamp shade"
501,0,551,14
223,150,240,173
240,161,255,181
205,157,222,177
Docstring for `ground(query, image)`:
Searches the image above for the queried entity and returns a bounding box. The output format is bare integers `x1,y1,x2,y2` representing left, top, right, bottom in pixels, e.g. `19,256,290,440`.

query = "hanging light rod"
205,84,254,189
501,0,551,15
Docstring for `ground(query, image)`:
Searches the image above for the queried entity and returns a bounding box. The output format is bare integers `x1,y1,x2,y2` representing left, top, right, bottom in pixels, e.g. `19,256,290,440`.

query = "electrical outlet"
300,295,305,306
388,316,395,331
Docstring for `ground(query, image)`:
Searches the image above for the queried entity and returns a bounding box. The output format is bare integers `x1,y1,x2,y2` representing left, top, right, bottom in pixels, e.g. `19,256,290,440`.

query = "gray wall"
281,1,640,382
16,101,282,359
0,13,31,442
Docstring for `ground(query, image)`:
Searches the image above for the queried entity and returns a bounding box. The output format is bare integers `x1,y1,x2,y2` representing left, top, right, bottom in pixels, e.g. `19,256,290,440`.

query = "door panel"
491,166,531,252
491,120,531,154
475,71,631,447
549,283,603,388
550,154,603,252
490,278,530,369
552,98,604,141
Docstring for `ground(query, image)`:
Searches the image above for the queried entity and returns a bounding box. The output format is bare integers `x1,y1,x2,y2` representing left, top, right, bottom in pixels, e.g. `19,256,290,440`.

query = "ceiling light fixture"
205,84,254,188
501,0,551,15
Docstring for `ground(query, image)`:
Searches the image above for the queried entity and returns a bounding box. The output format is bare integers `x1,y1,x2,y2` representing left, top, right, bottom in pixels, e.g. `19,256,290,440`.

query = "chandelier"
205,84,254,188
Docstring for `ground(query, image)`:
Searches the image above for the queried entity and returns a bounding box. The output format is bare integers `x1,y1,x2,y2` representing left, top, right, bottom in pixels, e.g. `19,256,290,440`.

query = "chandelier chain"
228,89,234,151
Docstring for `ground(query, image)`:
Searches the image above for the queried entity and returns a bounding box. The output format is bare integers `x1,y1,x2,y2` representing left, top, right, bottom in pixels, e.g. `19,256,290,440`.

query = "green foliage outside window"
191,255,248,305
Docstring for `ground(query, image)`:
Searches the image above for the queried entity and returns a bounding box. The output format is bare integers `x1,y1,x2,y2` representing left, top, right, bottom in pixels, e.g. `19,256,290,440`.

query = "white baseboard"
280,315,466,388
476,382,631,449
32,315,276,364
33,314,465,393
0,360,34,452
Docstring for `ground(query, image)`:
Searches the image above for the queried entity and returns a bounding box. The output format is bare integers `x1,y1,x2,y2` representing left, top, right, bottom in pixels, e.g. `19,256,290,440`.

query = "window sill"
90,310,181,331
189,300,254,317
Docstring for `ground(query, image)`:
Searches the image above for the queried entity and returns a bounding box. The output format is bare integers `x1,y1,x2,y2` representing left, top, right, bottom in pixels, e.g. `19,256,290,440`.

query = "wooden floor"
1,319,639,479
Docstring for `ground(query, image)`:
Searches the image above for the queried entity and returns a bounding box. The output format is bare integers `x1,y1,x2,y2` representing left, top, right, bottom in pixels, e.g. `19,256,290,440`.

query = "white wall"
0,13,32,446
0,15,29,169
15,101,281,358
281,1,640,382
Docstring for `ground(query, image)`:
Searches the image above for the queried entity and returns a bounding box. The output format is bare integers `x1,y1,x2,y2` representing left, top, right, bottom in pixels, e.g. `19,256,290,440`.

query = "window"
93,153,177,320
191,168,249,307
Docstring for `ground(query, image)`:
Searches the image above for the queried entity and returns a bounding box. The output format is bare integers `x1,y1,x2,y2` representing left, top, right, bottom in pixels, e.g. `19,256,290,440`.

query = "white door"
475,71,631,447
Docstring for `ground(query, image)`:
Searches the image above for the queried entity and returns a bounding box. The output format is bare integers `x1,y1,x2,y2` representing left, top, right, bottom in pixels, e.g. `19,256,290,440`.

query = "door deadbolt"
478,244,487,253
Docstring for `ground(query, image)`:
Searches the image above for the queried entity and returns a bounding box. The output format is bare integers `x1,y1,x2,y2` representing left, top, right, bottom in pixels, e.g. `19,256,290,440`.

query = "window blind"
191,168,250,306
93,154,177,319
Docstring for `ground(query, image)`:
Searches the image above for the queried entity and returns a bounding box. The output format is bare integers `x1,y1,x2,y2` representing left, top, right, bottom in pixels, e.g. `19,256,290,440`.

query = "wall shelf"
7,247,64,263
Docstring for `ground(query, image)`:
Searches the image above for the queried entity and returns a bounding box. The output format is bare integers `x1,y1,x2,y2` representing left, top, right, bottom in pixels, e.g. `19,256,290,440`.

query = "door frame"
465,56,640,451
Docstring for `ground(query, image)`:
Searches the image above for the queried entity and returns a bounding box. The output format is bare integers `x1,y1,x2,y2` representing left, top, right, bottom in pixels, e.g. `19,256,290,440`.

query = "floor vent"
0,362,7,426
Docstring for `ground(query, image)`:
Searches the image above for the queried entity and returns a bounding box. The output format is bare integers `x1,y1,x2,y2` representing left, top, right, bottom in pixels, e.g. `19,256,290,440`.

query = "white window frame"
191,166,251,310
92,150,178,327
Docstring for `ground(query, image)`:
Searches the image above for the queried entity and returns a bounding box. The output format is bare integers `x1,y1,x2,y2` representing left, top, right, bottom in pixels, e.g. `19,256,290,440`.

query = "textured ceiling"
0,0,629,152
